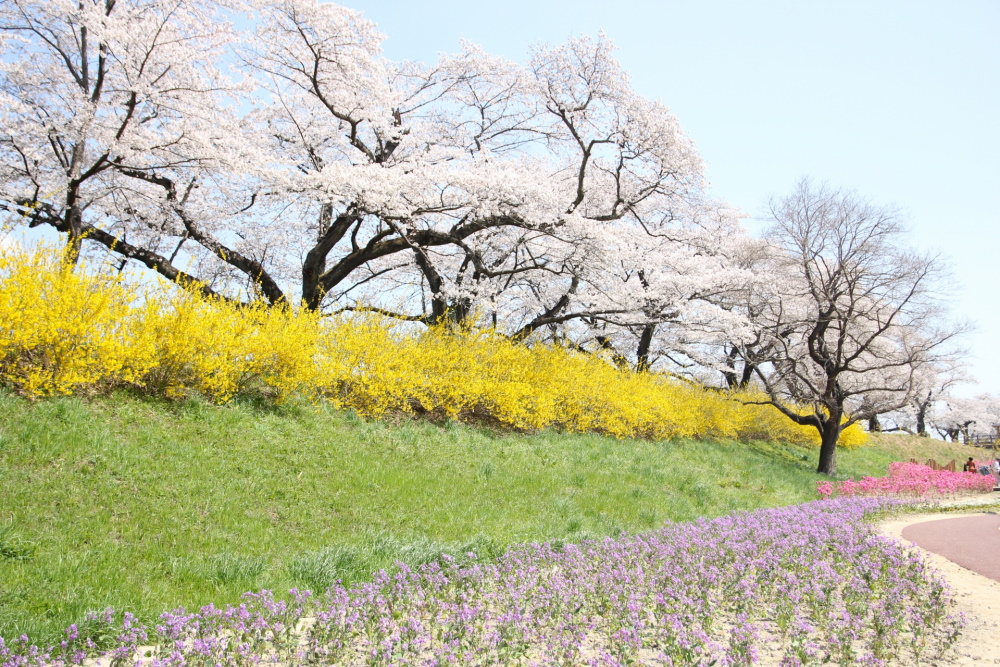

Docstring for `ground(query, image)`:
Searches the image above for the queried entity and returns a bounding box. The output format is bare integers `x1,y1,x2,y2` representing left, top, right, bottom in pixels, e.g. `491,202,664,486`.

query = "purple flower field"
1,498,962,667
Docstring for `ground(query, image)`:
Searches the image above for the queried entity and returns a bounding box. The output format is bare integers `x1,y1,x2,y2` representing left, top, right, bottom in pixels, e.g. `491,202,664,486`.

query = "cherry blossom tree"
874,359,969,436
0,0,269,300
244,8,751,342
932,394,1000,443
748,180,964,475
1,0,751,358
693,236,783,388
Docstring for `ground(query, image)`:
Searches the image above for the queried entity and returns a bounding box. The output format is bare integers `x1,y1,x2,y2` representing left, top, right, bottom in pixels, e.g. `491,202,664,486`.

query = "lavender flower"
1,498,964,666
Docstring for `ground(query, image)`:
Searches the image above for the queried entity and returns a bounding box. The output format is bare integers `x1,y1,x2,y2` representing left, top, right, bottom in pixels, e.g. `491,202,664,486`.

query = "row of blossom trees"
878,389,1000,444
0,0,970,474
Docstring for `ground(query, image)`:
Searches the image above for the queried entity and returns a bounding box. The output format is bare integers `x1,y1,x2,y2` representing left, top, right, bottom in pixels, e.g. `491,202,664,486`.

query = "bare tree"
750,179,964,475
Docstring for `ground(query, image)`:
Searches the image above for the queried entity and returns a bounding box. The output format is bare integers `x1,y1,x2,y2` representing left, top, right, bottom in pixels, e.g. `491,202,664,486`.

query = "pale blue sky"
348,0,1000,397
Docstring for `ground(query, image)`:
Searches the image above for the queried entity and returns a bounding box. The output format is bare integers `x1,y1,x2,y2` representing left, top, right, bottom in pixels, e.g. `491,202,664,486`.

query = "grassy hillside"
0,391,982,643
866,431,984,464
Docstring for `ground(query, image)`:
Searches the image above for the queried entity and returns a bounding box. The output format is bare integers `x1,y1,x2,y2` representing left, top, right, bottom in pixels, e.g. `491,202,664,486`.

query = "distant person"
991,458,1000,486
964,457,977,473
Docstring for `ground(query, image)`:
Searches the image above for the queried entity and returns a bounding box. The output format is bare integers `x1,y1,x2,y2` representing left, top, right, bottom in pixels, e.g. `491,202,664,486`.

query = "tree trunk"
722,345,739,388
412,250,448,322
868,414,881,432
915,401,929,437
817,417,841,476
636,324,655,372
450,298,472,327
595,336,630,370
62,182,85,265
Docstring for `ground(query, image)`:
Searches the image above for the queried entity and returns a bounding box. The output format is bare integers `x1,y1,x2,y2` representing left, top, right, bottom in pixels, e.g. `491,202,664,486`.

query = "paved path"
901,512,1000,583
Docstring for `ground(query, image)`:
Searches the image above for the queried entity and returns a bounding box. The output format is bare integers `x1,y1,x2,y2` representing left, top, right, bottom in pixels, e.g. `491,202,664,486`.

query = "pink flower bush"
817,461,996,499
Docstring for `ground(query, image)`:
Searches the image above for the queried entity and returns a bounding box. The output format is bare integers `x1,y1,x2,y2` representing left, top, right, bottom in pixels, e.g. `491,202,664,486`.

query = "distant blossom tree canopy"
876,359,969,437
931,394,1000,444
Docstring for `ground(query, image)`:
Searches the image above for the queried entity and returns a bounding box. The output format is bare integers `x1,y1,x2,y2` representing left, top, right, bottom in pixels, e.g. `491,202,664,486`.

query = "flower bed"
0,498,963,667
816,461,995,499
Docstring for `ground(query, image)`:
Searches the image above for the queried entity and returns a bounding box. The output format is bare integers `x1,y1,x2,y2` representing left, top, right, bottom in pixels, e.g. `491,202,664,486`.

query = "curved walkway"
880,505,1000,665
901,513,1000,582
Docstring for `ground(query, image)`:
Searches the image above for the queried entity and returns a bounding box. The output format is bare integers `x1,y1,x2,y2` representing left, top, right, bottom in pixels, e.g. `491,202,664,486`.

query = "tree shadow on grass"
740,438,817,470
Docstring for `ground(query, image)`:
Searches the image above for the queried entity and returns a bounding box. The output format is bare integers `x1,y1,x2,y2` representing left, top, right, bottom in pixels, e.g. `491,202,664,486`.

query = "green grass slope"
0,391,983,643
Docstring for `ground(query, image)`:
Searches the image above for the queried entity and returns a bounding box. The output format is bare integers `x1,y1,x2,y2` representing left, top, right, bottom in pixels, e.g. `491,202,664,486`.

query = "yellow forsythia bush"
145,290,321,402
0,242,157,395
315,320,865,447
0,242,866,447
